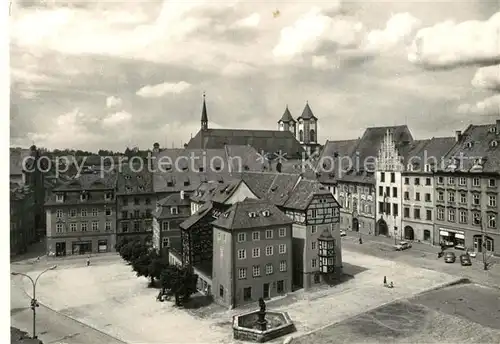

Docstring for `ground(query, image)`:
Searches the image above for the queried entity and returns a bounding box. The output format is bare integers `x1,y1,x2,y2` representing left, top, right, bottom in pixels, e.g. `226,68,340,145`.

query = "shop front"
98,240,108,253
72,241,92,255
439,228,465,249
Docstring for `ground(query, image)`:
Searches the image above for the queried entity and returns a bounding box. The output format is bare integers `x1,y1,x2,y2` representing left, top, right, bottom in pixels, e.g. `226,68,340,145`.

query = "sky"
9,0,500,152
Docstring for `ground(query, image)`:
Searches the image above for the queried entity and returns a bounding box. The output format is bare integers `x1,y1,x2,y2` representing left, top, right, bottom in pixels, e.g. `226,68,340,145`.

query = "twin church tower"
277,102,319,154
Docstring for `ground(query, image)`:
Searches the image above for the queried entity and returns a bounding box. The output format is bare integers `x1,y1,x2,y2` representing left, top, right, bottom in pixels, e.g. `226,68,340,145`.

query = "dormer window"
424,164,431,172
164,164,172,171
182,166,188,171
223,212,230,218
80,192,88,201
271,185,278,192
407,163,413,171
214,165,221,171
489,126,496,133
124,175,131,180
465,141,473,148
184,180,190,186
248,212,257,218
198,167,204,172
262,210,270,217
171,206,178,215
491,140,498,148
138,186,144,191
56,193,64,202
137,175,142,180
104,192,113,200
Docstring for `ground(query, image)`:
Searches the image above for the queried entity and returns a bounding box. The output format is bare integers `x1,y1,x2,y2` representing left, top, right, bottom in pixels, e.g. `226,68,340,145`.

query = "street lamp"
11,265,57,339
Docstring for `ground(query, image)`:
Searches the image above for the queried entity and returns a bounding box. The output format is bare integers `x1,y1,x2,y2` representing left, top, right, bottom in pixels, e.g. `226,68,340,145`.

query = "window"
279,228,286,237
425,193,431,202
438,191,444,202
473,213,481,225
488,215,496,228
265,264,273,275
252,231,260,241
404,177,409,185
404,207,410,218
134,198,140,205
266,246,273,256
311,258,317,268
473,194,480,205
105,221,111,231
459,177,466,186
81,209,87,217
238,268,247,279
56,209,63,218
70,223,77,232
489,179,496,187
379,202,384,213
252,265,261,277
170,206,178,215
390,173,395,183
70,209,77,217
448,192,455,203
426,210,432,221
238,233,246,242
437,208,444,221
459,210,467,223
133,210,140,218
162,221,169,231
105,208,111,216
311,226,317,234
279,261,287,272
122,198,128,206
56,223,63,233
392,187,397,198
311,241,316,250
265,229,273,239
145,198,151,205
379,186,383,196
437,177,444,184
404,192,410,200
162,237,170,248
473,178,480,187
122,222,129,232
415,192,420,201
81,223,88,231
414,209,420,219
219,286,224,298
386,187,390,197
460,193,467,203
252,247,260,258
448,209,456,222
489,195,497,207
91,208,98,217
92,221,99,231
425,178,431,186
134,221,140,231
393,204,398,217
238,249,246,260
56,194,64,202
121,211,128,219
279,244,286,254
380,172,385,182
448,177,455,185
414,178,420,185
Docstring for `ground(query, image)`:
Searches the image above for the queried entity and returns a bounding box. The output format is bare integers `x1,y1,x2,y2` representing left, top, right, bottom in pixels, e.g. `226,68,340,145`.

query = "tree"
132,252,154,283
159,265,198,306
148,251,169,281
119,240,147,263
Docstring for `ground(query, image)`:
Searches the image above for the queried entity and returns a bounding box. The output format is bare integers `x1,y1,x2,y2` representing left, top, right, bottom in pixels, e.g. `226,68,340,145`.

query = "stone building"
45,173,117,256
10,184,36,256
434,123,500,256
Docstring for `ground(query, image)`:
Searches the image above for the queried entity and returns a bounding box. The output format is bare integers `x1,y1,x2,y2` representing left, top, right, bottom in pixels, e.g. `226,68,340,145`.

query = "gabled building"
434,123,500,256
212,198,294,308
401,137,455,244
45,173,117,256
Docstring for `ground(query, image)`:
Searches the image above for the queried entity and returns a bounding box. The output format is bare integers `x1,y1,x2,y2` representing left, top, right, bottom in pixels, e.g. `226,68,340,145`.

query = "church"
186,94,321,158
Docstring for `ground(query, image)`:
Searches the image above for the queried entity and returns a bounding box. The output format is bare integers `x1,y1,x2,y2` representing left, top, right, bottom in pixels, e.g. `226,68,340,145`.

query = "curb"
12,278,128,344
285,276,466,344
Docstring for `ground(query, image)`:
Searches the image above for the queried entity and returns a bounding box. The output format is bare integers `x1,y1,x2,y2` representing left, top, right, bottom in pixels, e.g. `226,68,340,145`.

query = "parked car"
460,254,472,266
444,252,456,263
340,230,347,237
394,241,412,251
468,251,477,258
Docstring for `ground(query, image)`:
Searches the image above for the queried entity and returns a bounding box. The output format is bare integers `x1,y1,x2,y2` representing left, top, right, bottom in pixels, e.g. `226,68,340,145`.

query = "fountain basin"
233,310,296,342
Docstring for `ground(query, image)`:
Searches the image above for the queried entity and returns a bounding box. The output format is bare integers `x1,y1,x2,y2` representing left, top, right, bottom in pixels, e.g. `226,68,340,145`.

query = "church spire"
201,92,208,131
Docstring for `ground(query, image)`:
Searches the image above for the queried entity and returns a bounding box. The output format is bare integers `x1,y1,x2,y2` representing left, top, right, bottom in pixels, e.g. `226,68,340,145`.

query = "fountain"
232,298,296,343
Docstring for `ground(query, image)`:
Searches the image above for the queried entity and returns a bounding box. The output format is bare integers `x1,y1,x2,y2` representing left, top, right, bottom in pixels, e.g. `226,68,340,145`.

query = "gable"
224,181,258,205
307,193,340,209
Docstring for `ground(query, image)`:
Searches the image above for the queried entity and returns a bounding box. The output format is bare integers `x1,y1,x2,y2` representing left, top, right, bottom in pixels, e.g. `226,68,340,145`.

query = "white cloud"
311,55,330,69
106,95,123,109
364,12,421,53
221,62,255,76
136,81,191,98
472,65,500,90
458,94,500,116
102,111,133,127
232,13,260,28
408,12,500,67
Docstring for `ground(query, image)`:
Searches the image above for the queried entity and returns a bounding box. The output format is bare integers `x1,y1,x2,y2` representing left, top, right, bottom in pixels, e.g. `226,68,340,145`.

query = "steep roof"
190,179,242,204
152,193,190,218
116,163,154,195
403,137,455,172
297,102,317,120
52,173,117,191
356,125,413,164
212,198,293,231
186,129,304,158
440,124,500,173
179,201,214,229
316,139,360,184
278,106,296,123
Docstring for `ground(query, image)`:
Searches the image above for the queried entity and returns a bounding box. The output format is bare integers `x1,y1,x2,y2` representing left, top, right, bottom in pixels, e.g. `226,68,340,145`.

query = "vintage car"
340,230,347,237
460,254,472,266
444,252,456,263
394,241,412,251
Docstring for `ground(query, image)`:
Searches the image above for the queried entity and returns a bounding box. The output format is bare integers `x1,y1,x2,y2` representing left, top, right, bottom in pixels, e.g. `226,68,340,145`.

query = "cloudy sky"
9,0,500,152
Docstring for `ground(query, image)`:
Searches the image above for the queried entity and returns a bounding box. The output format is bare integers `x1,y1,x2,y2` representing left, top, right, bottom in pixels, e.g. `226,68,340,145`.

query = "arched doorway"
376,219,388,236
404,226,414,241
352,218,359,232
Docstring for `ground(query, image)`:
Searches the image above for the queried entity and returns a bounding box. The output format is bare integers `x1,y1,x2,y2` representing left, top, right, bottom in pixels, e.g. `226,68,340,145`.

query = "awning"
440,230,449,236
455,234,465,239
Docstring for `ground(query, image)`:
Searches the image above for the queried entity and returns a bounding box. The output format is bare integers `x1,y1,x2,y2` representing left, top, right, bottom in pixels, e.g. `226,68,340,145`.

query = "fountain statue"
257,297,268,331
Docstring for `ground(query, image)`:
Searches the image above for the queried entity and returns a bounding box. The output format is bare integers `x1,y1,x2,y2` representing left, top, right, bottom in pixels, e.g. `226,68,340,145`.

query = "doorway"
277,280,284,294
263,283,270,299
376,219,389,236
352,218,359,232
243,287,252,301
55,242,66,256
404,226,414,240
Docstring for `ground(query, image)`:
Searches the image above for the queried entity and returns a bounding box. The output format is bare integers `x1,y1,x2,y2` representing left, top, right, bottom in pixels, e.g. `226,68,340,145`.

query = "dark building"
10,184,36,256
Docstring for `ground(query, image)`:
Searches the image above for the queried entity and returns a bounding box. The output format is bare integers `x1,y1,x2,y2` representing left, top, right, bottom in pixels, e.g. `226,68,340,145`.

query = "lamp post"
11,265,57,339
480,215,493,271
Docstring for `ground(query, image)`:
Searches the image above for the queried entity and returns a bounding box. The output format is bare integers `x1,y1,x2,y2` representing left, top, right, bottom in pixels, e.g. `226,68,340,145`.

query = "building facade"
45,173,117,256
10,184,36,256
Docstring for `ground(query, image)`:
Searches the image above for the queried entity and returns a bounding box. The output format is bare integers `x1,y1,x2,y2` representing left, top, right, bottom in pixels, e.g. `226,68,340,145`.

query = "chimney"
180,190,185,200
455,130,462,142
496,120,500,134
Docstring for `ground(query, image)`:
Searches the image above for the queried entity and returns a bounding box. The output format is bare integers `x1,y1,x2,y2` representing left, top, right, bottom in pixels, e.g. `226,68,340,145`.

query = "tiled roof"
283,179,333,210
211,198,293,230
403,137,455,172
179,201,214,229
279,106,296,123
297,102,317,120
53,173,117,191
10,148,31,176
186,129,304,158
152,193,190,218
315,139,360,184
356,125,413,165
440,124,500,174
116,163,154,195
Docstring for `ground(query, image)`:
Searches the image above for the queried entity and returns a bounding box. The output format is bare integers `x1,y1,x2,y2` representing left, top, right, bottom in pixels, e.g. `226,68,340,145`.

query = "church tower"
277,105,296,136
201,92,208,131
297,101,319,155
